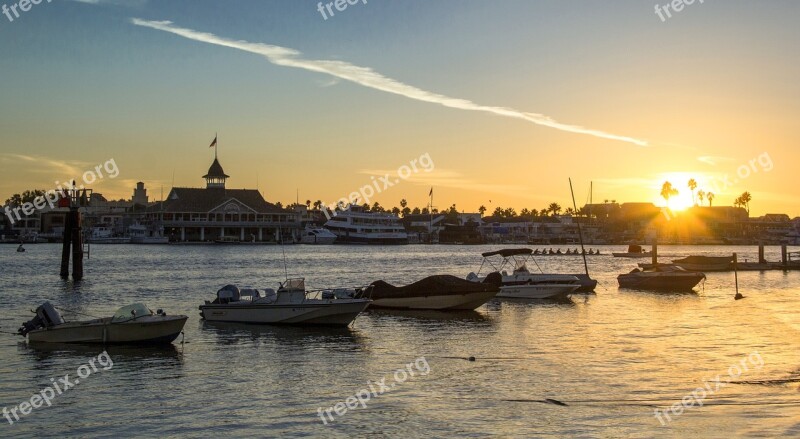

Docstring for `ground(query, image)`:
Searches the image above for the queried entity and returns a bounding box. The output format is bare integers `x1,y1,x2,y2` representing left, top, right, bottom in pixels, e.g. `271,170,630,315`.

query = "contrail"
131,19,647,147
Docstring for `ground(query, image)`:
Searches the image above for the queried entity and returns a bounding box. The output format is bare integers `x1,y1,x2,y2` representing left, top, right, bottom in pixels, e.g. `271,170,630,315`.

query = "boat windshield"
112,303,153,323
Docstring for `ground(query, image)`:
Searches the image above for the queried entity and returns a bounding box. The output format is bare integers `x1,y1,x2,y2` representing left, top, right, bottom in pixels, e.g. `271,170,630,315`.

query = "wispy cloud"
130,19,648,147
0,153,88,180
697,156,735,166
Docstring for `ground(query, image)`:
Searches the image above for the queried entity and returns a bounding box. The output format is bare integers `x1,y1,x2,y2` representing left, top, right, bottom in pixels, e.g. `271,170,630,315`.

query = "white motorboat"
299,225,337,244
323,206,408,245
88,226,129,244
19,302,188,345
199,279,371,327
467,249,584,299
128,222,169,244
612,244,653,258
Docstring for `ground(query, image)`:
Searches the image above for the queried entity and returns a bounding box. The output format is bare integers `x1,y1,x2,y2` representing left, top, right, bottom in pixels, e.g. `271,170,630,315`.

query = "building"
146,156,299,242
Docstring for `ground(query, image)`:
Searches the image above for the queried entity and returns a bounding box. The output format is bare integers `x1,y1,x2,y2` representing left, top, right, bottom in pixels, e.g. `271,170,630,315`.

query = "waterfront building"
145,156,299,242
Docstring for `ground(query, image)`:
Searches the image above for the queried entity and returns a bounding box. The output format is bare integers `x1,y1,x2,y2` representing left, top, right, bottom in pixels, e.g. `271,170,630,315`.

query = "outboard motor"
216,284,241,304
19,302,64,336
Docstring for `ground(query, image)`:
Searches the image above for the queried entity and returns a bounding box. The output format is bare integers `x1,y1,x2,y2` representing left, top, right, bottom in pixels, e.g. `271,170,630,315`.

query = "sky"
1,0,798,216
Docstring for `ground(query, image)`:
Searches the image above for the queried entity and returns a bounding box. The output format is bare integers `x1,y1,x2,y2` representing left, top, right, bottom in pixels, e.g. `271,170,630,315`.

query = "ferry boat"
323,206,408,245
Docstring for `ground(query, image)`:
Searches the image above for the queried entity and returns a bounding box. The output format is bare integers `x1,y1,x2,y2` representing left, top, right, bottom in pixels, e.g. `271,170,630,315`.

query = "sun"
653,172,705,211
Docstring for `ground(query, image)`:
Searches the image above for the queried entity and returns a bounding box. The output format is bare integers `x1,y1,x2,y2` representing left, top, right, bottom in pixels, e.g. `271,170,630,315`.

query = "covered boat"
618,265,706,291
19,302,187,345
671,255,734,272
366,273,502,310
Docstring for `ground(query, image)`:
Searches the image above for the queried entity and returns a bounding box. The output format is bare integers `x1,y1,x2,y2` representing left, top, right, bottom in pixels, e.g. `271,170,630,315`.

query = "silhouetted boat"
618,265,705,291
612,244,652,258
672,255,734,272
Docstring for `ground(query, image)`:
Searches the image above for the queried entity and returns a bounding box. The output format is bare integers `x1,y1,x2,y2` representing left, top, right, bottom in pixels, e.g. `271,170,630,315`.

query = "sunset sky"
1,0,798,216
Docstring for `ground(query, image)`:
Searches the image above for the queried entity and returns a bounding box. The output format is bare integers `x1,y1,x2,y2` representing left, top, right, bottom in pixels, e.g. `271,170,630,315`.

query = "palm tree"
305,199,311,208
313,200,322,210
660,181,679,208
688,179,697,205
478,205,487,216
697,190,705,206
565,207,575,215
739,191,752,213
707,192,715,206
548,202,562,216
400,199,408,209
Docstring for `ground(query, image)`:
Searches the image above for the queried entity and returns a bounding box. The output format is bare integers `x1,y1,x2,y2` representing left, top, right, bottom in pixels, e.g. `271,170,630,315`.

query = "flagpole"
429,188,433,244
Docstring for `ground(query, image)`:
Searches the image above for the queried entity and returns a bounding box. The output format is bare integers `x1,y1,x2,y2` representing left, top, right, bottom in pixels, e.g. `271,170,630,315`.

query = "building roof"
203,158,230,179
148,188,288,214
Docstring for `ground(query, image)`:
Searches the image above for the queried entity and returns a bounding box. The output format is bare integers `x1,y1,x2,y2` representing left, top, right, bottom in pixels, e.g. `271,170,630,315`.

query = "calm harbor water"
1,244,799,438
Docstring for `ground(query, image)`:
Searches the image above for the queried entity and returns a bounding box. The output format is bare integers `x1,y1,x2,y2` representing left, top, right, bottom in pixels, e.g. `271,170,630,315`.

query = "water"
1,244,799,438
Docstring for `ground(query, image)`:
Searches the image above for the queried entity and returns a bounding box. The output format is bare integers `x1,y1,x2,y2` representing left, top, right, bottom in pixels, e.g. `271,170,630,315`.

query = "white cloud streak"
130,19,648,147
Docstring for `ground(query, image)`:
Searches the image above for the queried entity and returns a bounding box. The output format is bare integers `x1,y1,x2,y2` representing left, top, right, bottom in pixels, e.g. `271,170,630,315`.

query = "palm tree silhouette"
688,179,697,205
707,192,715,206
660,181,679,208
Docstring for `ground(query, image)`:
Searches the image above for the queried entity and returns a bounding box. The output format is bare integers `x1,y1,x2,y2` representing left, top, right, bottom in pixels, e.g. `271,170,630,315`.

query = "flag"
209,135,217,147
429,187,433,196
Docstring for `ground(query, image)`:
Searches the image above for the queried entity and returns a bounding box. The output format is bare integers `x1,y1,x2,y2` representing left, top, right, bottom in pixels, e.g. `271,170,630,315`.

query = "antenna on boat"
569,178,590,277
279,225,289,281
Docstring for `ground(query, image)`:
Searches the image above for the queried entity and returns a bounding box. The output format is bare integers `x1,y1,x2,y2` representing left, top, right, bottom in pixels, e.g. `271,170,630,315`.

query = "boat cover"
368,273,502,300
481,249,533,258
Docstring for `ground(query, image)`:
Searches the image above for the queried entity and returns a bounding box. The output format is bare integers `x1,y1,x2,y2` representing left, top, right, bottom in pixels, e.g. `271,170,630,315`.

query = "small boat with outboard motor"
468,248,596,297
199,279,371,327
18,302,188,345
617,265,706,291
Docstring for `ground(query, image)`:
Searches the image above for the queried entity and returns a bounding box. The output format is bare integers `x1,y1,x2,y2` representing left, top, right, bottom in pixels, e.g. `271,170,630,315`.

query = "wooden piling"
758,243,765,264
782,245,788,267
652,239,658,265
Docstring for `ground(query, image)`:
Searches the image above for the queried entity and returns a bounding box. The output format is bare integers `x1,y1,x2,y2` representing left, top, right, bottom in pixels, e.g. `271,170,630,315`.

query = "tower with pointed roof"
203,157,229,189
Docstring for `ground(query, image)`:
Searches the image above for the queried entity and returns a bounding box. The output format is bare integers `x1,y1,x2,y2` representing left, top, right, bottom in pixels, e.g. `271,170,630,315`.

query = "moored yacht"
323,206,408,245
299,224,337,244
128,222,169,244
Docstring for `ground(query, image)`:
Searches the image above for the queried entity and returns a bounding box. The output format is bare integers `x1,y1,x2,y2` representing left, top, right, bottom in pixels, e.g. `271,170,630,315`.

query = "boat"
299,224,337,244
87,226,129,244
617,265,706,291
365,273,502,310
612,244,652,258
323,205,408,245
18,302,188,345
467,249,585,299
199,279,371,327
672,255,734,272
128,222,169,244
214,236,241,244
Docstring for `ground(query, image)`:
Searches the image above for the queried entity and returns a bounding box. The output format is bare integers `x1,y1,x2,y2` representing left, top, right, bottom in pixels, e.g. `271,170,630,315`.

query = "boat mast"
569,178,590,277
